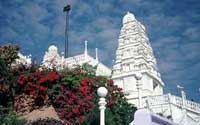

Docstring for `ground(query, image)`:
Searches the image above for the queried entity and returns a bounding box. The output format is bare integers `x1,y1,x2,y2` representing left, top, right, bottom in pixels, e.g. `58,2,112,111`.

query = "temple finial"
84,40,88,56
95,48,99,62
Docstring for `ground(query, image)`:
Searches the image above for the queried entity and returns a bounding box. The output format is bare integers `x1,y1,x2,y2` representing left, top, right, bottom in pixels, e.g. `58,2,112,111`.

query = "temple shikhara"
112,12,164,105
18,12,200,125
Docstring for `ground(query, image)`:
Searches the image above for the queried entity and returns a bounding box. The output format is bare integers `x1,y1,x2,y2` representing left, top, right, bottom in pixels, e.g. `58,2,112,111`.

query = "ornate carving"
42,45,62,69
12,53,32,67
112,12,164,106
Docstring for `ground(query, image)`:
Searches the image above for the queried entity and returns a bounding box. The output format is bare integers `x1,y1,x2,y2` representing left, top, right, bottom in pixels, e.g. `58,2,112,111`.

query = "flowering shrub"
0,45,20,114
0,44,19,66
0,45,136,125
50,76,96,124
0,44,27,124
48,65,136,125
16,70,60,107
13,64,136,125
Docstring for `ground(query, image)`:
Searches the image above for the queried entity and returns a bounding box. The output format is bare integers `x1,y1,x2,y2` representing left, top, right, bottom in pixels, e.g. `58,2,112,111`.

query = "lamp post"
97,87,108,125
63,4,71,58
61,52,64,69
135,73,143,108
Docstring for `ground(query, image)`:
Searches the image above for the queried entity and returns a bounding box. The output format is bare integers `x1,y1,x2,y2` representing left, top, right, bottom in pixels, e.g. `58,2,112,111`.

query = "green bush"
0,112,26,125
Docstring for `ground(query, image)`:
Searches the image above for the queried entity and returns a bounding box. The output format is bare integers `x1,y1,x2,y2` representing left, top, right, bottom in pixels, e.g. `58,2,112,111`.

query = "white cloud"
19,2,49,22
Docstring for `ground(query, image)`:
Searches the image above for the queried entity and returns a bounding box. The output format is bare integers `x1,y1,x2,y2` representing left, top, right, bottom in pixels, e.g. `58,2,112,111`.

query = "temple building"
112,12,200,125
38,11,200,125
41,41,111,76
112,12,164,106
12,53,32,67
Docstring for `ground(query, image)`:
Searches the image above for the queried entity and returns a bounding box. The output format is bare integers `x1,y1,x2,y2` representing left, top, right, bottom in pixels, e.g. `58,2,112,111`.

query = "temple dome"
123,12,135,24
48,45,58,54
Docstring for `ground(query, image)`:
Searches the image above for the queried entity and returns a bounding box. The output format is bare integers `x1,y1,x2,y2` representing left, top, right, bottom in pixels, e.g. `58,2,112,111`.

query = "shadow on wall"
133,109,175,125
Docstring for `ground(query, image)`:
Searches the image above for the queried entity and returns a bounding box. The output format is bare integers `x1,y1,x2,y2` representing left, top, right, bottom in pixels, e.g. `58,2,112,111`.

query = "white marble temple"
12,52,32,67
33,11,200,125
113,12,200,125
42,41,111,76
112,12,164,106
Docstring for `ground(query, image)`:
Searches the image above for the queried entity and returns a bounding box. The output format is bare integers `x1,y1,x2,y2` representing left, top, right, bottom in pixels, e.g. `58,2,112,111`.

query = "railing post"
168,93,173,120
181,90,186,110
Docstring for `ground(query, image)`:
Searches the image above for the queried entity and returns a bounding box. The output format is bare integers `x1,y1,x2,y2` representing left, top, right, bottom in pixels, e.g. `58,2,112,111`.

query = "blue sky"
0,0,200,102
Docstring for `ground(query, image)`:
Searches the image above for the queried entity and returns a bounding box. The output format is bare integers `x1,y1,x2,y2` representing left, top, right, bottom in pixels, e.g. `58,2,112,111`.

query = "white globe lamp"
97,87,108,125
97,87,108,98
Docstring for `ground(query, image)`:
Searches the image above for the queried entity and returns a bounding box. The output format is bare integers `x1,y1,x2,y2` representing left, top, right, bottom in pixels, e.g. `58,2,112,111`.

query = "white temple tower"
112,12,164,107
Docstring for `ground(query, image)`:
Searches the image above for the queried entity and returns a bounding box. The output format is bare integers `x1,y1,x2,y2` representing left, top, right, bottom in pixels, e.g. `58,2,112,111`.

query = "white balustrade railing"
171,95,183,108
64,54,85,66
147,95,169,106
147,94,200,114
185,100,200,113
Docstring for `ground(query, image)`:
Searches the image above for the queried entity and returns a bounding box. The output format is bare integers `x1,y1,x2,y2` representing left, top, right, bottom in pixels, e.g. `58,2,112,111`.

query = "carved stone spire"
95,48,99,62
42,45,61,69
123,11,135,24
84,40,88,60
112,12,164,107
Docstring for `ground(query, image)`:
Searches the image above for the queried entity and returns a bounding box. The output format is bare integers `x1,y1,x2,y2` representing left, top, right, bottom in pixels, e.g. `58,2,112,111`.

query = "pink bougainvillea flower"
39,86,48,92
79,86,89,94
30,91,37,98
17,75,26,85
117,87,122,92
78,115,85,123
107,101,113,107
48,71,59,81
83,95,92,101
60,84,65,92
38,77,48,84
34,71,42,77
80,79,89,86
72,107,79,114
